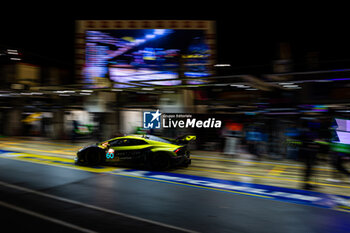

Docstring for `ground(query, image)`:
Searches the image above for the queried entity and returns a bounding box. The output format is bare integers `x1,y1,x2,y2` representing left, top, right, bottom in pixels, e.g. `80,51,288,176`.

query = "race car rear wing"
172,135,196,145
140,134,196,145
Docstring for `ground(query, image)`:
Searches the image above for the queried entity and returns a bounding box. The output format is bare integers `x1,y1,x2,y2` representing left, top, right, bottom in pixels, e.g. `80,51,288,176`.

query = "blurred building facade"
1,21,350,159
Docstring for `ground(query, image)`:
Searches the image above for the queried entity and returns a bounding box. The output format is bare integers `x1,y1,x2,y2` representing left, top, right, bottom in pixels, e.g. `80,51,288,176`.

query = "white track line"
0,200,98,233
0,180,198,233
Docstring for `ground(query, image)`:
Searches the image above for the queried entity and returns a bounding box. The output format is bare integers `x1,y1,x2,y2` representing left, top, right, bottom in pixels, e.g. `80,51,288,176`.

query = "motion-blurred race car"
75,134,196,170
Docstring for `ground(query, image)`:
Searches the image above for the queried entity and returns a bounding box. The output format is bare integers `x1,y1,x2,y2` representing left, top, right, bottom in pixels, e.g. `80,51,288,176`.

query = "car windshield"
146,135,173,144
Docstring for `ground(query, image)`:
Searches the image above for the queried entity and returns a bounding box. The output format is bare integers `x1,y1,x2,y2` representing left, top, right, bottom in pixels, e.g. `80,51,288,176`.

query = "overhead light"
141,88,154,91
145,34,156,39
135,39,146,44
336,110,350,113
231,84,250,88
7,49,18,55
55,90,75,94
283,84,299,88
279,82,294,85
154,29,166,35
316,80,332,83
81,90,93,92
112,89,123,92
214,64,231,67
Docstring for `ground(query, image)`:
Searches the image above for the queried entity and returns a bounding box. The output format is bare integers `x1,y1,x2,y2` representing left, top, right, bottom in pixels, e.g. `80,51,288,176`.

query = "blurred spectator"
259,128,269,157
298,118,320,190
246,124,263,160
222,122,242,155
285,123,301,160
329,151,350,182
71,119,78,143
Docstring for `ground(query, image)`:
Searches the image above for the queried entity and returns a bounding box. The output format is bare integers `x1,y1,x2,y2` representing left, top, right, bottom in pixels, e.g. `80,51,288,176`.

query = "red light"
174,148,180,153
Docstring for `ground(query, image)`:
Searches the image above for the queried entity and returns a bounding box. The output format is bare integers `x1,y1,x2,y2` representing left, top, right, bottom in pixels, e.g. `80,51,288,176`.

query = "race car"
75,134,196,170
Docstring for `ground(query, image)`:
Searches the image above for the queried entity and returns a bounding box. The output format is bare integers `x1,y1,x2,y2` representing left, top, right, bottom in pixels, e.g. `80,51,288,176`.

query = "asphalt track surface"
1,156,350,233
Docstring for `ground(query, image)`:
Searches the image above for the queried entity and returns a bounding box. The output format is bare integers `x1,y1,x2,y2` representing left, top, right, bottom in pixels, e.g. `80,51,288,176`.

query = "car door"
110,138,151,162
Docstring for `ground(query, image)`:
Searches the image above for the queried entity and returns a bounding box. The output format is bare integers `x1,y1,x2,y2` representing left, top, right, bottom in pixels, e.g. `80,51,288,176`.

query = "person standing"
331,151,350,181
246,124,262,160
298,118,320,190
222,122,236,155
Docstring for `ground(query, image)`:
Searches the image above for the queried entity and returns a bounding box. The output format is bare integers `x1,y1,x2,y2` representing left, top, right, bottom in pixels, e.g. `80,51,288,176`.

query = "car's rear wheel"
151,152,170,170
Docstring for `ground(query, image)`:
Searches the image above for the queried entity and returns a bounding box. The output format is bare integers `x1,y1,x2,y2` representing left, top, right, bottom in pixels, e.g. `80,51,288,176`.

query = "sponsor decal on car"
106,149,115,159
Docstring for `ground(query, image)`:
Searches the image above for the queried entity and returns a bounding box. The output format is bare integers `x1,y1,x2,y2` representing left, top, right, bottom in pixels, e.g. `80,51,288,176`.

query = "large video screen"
333,118,350,144
84,29,210,88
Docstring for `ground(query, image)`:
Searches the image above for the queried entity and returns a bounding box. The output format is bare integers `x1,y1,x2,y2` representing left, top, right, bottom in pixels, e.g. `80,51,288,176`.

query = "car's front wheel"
83,147,103,166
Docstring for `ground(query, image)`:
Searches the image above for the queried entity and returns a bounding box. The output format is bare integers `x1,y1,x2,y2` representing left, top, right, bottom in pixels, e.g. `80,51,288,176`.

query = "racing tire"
84,147,103,166
150,152,170,170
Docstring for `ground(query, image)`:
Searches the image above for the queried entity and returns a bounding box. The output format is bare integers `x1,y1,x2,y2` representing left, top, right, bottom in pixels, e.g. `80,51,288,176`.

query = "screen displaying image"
333,118,350,144
84,29,210,87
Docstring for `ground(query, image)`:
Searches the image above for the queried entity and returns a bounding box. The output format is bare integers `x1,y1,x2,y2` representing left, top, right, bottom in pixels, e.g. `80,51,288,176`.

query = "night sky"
1,4,349,73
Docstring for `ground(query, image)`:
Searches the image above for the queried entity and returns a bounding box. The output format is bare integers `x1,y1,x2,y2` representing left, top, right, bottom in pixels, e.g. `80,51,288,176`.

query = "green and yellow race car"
75,134,196,170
